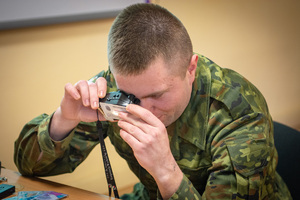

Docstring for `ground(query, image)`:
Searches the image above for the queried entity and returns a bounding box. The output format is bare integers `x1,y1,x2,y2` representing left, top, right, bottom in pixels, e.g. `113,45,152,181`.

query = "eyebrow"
118,87,168,99
139,88,169,99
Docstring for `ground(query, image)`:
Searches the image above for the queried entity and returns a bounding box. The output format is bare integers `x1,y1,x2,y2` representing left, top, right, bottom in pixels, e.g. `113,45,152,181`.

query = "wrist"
154,160,183,199
49,108,80,141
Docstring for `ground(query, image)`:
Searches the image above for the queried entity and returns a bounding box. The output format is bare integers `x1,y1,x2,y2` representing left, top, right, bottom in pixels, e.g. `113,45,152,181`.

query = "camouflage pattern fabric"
14,54,291,199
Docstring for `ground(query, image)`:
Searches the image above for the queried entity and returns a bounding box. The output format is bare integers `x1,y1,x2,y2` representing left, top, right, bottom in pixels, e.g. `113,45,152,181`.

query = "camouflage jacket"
14,54,291,199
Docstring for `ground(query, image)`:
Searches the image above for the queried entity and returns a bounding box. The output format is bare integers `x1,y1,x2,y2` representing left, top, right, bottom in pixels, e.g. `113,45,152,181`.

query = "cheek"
140,97,173,113
154,98,178,113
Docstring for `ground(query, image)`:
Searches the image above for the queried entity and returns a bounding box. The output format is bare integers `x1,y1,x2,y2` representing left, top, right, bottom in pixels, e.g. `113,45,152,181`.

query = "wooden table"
0,168,118,199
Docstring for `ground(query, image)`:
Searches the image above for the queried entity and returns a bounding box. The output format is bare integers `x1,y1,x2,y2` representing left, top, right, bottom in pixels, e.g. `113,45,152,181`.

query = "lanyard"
97,112,119,199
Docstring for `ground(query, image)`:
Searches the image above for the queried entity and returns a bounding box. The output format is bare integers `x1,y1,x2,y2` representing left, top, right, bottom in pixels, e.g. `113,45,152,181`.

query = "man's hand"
50,77,107,141
118,104,183,199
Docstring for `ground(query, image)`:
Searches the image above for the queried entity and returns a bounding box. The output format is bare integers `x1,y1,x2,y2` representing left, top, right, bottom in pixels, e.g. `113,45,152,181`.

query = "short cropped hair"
108,3,193,76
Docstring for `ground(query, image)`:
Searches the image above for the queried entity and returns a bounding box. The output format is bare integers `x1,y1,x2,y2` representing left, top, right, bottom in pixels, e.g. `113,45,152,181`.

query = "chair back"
273,121,300,199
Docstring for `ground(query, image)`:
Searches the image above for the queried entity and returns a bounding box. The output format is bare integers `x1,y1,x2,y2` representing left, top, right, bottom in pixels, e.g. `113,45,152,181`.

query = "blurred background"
0,0,299,196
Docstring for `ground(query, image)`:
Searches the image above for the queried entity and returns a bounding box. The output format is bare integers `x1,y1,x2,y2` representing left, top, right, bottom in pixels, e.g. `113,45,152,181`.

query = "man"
14,3,291,200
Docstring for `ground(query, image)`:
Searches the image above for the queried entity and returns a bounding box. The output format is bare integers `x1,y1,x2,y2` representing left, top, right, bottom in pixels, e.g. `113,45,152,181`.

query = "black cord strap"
97,111,119,199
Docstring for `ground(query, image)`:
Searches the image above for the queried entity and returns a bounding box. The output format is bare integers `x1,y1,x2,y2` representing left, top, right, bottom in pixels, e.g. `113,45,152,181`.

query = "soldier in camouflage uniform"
14,3,291,200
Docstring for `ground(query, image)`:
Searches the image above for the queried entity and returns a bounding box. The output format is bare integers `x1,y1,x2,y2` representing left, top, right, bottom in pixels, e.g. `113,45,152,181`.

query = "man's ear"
187,54,198,84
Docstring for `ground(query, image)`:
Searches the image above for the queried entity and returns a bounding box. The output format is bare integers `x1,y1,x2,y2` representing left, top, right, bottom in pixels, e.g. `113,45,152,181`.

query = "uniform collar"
167,56,211,157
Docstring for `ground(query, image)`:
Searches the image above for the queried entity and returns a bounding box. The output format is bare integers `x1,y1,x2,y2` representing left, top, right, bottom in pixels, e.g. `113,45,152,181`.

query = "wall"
0,0,299,195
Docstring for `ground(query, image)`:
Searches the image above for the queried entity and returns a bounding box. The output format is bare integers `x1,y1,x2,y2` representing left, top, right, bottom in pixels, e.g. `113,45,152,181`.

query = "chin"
160,116,174,127
162,111,184,127
156,113,176,127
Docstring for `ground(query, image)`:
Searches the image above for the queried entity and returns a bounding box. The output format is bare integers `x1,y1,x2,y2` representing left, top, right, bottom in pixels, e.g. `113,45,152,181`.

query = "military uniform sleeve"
14,113,102,176
169,174,200,199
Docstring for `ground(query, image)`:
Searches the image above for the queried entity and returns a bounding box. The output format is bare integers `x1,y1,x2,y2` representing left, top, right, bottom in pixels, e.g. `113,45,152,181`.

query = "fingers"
75,80,91,107
95,77,107,98
118,119,147,142
117,105,163,145
64,83,81,100
118,111,151,136
125,104,162,127
120,128,142,149
65,77,107,109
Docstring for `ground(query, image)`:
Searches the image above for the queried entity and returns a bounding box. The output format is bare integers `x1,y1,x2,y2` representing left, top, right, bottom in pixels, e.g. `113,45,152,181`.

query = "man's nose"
139,98,155,113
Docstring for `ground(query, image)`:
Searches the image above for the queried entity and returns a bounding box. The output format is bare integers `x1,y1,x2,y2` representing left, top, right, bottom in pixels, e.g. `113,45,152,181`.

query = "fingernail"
74,93,80,100
93,101,98,108
99,91,104,98
85,99,90,106
118,112,124,117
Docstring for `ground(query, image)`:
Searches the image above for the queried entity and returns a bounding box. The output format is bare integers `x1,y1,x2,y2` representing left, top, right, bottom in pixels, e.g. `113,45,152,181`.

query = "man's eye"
152,93,163,99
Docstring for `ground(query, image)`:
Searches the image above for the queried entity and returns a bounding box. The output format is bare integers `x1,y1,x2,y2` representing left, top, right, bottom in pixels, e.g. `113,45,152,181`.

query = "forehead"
113,58,177,97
